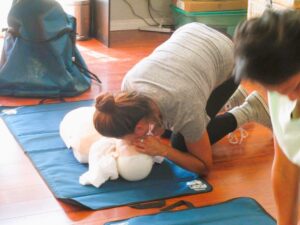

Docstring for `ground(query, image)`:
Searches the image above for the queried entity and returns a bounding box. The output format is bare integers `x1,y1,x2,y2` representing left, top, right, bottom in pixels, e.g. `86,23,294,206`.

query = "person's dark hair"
234,9,300,85
93,91,153,138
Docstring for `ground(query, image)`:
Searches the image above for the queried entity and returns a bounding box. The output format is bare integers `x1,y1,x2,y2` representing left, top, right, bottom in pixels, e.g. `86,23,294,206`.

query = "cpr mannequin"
59,106,101,163
59,106,163,188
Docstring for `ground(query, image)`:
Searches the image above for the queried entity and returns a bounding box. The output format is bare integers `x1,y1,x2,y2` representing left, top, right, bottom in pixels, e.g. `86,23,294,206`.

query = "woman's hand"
133,136,168,157
133,131,213,176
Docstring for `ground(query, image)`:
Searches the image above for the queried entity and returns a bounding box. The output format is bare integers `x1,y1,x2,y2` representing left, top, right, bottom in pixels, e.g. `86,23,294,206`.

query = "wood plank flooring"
0,30,278,225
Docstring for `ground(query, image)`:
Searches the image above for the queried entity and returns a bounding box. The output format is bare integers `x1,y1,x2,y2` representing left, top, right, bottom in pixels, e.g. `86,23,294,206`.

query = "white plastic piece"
139,26,172,33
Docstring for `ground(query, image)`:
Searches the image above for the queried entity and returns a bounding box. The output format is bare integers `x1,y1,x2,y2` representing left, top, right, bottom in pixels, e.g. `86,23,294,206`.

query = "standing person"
93,22,271,176
233,9,300,225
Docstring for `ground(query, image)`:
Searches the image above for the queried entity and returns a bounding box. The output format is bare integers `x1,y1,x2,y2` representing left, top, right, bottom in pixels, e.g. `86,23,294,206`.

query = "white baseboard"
110,17,173,31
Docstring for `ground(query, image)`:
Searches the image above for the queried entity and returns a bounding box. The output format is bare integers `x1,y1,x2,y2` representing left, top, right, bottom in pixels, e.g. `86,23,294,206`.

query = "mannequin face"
264,72,300,100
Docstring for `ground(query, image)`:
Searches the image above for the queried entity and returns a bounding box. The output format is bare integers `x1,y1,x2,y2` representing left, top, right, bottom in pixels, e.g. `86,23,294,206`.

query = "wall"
0,1,14,33
110,0,173,31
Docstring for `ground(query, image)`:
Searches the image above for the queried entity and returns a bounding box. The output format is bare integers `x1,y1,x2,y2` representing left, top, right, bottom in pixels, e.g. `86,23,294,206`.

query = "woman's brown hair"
93,91,154,138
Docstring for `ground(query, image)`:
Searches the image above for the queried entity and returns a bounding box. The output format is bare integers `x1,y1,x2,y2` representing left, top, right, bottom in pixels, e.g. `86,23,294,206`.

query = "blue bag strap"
72,60,102,84
38,97,66,105
6,27,73,43
160,200,195,212
129,200,166,209
67,17,102,84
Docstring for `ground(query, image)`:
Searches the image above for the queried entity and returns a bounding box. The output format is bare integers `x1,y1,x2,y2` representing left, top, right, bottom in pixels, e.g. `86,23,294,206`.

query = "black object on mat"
105,197,276,225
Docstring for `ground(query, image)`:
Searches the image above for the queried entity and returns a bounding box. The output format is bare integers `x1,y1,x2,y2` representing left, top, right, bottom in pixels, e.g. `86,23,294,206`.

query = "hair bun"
95,93,116,113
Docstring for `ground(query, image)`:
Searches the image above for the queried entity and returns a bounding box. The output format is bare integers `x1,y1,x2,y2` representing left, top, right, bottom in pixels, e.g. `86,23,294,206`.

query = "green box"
171,5,247,37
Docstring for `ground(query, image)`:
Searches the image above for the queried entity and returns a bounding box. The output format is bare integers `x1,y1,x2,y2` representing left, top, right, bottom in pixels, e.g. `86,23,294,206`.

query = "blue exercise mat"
0,100,212,210
105,197,276,225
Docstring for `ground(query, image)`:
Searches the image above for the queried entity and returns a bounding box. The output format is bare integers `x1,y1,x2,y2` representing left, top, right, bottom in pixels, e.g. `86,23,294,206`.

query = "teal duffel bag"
0,0,100,98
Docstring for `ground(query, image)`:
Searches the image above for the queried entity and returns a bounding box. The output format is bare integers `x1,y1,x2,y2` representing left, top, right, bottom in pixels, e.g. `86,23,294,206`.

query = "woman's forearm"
272,139,299,225
164,144,209,175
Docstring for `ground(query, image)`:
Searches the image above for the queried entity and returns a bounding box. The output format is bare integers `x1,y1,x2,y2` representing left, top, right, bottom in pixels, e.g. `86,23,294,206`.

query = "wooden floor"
0,30,277,225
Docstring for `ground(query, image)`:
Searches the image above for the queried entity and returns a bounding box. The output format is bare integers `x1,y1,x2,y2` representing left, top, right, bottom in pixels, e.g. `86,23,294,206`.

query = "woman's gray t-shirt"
122,23,234,142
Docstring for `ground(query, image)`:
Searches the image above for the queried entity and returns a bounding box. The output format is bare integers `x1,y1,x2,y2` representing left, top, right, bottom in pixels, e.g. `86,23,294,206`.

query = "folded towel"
79,137,119,187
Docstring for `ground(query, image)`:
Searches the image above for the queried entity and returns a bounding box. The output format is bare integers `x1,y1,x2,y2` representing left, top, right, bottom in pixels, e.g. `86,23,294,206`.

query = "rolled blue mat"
105,197,276,225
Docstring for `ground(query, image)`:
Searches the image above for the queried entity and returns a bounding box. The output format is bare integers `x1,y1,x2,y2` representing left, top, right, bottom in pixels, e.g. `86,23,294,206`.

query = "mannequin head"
115,139,154,181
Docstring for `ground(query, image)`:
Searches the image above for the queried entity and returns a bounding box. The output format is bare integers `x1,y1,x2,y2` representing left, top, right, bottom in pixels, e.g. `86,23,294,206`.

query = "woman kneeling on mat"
93,22,271,175
233,9,300,225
